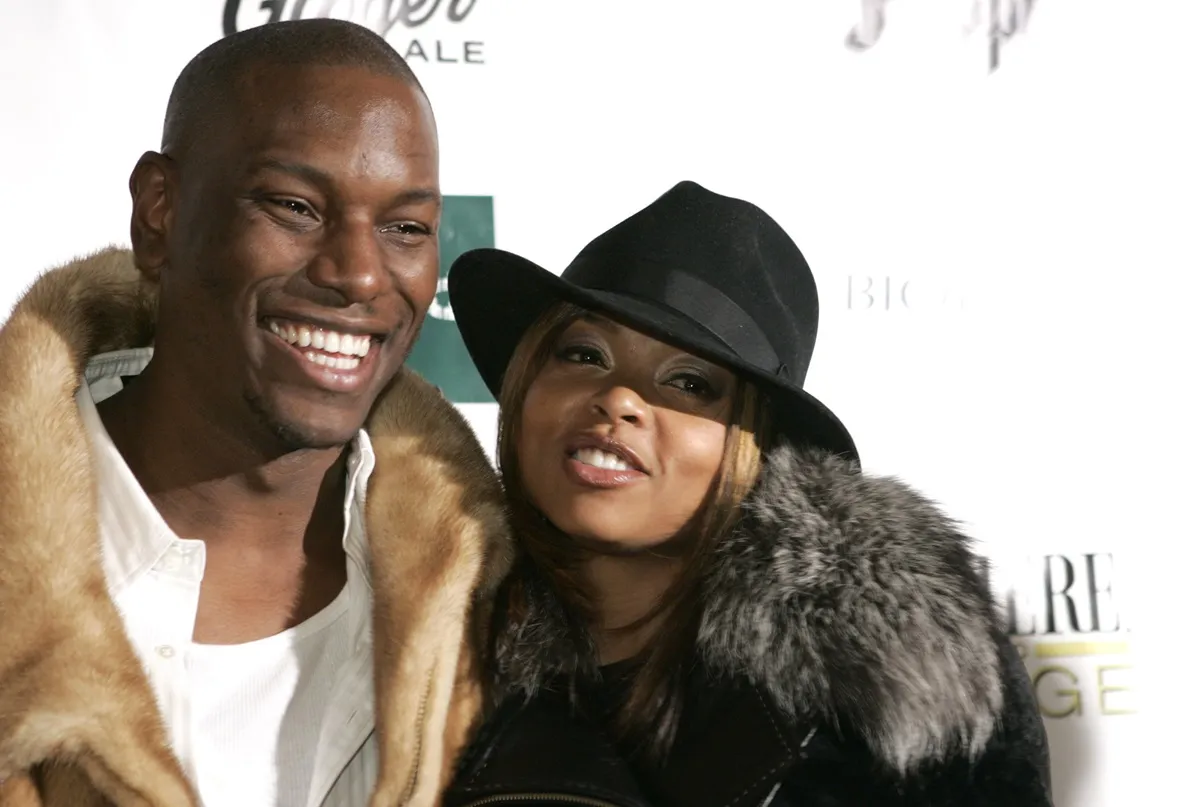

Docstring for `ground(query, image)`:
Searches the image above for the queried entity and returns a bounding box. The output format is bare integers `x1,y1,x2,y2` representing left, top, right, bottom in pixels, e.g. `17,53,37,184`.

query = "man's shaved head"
162,18,423,160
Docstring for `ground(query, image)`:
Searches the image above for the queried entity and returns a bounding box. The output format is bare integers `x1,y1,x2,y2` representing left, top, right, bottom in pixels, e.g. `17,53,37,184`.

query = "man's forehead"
232,62,427,121
216,64,436,160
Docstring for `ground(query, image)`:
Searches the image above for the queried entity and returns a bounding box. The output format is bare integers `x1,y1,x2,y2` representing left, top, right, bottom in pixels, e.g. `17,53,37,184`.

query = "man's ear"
129,151,178,283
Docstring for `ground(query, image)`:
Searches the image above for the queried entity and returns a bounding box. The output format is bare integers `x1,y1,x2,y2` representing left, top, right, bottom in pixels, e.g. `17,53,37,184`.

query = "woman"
441,181,1052,807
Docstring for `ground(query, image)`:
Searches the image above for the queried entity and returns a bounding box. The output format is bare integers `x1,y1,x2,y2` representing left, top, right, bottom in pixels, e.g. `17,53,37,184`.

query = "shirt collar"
343,429,375,588
80,348,377,595
79,352,177,596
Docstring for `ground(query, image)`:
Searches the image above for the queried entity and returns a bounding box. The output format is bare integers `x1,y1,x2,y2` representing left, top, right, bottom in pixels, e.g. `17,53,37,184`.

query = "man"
0,19,510,807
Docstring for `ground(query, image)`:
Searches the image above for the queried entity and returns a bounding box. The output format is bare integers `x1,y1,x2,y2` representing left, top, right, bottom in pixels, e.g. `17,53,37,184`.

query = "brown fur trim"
364,371,512,807
0,249,512,807
0,772,43,806
0,248,196,807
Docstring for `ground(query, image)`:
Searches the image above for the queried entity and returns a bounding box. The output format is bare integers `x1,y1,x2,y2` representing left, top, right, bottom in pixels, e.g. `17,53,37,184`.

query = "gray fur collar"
493,443,1004,774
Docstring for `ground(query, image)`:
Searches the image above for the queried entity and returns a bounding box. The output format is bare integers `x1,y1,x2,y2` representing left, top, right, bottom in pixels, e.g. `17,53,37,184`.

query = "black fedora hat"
447,181,857,461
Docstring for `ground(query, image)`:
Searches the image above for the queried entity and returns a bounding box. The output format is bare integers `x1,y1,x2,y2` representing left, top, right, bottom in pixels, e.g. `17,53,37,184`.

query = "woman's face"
518,314,735,551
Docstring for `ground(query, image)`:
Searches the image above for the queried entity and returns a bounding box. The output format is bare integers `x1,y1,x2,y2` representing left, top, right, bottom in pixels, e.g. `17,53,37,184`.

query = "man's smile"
261,317,384,392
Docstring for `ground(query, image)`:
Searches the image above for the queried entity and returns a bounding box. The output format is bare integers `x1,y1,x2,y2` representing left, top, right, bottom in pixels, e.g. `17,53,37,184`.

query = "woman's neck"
580,551,683,665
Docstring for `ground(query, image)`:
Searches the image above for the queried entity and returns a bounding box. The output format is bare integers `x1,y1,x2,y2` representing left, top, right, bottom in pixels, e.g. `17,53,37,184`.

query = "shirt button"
155,645,176,659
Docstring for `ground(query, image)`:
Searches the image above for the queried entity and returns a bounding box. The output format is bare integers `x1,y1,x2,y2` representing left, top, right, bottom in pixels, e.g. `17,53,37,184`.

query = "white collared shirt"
79,348,380,807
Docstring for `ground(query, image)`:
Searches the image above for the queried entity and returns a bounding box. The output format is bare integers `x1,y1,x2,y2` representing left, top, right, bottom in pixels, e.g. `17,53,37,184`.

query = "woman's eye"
668,373,716,399
558,345,606,366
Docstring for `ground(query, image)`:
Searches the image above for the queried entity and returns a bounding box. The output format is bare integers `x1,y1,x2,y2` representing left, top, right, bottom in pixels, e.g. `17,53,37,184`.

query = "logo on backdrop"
997,552,1136,719
845,275,969,311
223,0,484,65
404,195,495,404
846,0,1036,72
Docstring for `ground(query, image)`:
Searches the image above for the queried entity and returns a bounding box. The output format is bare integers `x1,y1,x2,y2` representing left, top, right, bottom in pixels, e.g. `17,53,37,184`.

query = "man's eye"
384,222,431,236
269,199,312,218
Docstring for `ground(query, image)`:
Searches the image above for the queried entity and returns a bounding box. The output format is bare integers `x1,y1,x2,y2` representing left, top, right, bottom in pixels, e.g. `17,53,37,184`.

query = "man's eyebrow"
388,187,442,208
249,159,440,208
248,158,333,188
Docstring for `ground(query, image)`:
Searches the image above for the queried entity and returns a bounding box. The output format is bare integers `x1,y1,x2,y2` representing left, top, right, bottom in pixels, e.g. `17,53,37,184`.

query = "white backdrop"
3,2,1198,805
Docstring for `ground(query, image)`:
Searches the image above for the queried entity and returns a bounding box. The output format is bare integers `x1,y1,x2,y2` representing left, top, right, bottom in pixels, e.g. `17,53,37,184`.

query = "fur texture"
493,443,1003,777
0,248,512,807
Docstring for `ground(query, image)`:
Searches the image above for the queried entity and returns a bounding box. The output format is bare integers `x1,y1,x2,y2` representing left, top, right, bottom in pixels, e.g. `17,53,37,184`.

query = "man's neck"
96,377,347,550
94,368,353,643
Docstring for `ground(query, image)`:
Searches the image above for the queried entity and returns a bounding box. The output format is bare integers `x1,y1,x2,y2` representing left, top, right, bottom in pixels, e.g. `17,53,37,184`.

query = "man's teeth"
572,447,635,471
267,320,372,366
303,352,361,370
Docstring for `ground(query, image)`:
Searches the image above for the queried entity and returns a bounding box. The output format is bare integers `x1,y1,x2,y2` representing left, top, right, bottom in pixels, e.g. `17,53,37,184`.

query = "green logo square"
405,195,495,403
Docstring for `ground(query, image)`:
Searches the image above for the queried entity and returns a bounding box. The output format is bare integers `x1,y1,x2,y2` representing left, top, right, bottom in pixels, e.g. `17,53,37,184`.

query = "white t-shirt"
188,586,351,807
79,348,380,807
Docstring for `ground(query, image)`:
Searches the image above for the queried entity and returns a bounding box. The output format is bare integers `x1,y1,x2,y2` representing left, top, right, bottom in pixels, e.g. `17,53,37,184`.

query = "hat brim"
448,248,858,461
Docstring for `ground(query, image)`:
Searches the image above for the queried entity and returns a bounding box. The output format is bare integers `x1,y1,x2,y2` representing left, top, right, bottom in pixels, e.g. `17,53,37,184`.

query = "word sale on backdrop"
223,0,483,64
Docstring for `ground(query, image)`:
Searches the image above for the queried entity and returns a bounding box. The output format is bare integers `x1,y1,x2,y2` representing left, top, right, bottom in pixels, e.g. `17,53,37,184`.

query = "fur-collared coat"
444,445,1054,807
0,249,512,807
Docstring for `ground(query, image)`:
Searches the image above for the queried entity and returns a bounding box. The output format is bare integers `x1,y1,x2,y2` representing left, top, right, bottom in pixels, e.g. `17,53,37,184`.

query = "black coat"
444,444,1054,807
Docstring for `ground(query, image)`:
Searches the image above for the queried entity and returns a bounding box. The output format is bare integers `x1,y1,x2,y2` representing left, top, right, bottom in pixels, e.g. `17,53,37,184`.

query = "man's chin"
245,393,365,452
272,422,357,452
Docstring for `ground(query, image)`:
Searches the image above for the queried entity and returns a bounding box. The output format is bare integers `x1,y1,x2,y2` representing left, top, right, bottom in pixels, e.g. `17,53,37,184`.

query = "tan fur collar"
0,248,512,806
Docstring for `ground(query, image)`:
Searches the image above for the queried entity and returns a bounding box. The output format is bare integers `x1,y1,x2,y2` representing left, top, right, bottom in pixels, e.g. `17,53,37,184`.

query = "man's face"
140,64,440,451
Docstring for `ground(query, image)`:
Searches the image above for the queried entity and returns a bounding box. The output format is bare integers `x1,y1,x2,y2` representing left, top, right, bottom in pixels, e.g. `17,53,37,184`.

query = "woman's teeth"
572,447,634,471
268,320,372,370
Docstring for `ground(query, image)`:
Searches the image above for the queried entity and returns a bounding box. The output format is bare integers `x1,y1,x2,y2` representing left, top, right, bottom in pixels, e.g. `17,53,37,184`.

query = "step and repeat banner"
2,2,1196,805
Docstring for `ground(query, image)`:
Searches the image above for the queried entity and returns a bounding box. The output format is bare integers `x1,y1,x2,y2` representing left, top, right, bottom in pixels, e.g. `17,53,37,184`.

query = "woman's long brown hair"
496,302,770,762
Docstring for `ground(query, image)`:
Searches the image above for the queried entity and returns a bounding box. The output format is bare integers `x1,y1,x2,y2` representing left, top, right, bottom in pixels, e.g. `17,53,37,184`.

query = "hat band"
569,254,784,376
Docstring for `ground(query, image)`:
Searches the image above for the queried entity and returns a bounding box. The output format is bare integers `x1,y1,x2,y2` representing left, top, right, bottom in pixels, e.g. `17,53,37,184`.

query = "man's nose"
305,219,388,305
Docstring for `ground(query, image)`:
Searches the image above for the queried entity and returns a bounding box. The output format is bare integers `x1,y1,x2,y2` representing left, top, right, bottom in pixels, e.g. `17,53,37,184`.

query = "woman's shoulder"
697,441,1031,780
